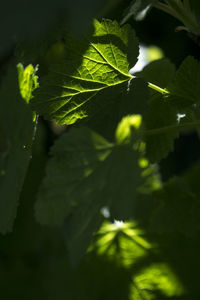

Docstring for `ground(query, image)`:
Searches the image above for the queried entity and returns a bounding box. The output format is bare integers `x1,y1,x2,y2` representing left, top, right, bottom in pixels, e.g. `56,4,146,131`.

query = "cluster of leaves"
1,0,200,299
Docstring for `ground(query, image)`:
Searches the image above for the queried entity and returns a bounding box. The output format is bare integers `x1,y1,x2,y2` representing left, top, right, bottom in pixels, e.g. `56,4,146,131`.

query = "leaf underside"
31,19,139,125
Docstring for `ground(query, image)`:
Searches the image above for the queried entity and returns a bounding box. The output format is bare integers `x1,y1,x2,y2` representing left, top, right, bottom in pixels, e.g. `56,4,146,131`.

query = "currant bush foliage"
31,19,139,124
1,2,200,298
0,67,35,233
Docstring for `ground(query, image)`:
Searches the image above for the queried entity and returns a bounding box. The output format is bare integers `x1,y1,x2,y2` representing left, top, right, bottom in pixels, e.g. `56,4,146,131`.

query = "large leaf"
31,19,139,125
35,116,147,263
35,127,112,227
0,67,34,233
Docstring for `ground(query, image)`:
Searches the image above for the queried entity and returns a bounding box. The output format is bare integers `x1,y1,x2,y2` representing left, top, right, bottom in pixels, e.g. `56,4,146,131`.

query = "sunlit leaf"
31,19,139,125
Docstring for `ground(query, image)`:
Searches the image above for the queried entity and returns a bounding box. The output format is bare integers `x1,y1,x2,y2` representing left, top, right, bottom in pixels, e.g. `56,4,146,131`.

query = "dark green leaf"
0,0,105,59
150,177,200,236
144,95,179,162
87,78,149,141
35,117,148,263
35,127,112,227
167,56,200,108
136,58,176,91
0,67,34,233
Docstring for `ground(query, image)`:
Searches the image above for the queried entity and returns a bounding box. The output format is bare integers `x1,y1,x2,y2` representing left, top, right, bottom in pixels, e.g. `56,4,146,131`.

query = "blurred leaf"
35,116,151,263
121,0,158,24
0,67,34,233
92,221,152,267
0,0,104,58
150,177,200,236
17,63,39,104
131,263,184,299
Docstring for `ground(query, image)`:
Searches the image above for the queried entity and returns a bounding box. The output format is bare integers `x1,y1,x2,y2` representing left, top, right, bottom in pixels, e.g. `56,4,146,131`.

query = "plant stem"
131,75,168,95
144,120,200,136
147,82,168,94
165,0,200,34
153,1,180,19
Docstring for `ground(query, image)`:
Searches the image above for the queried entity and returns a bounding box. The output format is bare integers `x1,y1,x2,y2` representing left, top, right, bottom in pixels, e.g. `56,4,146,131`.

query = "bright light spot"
114,220,124,229
100,207,110,218
130,44,164,74
135,5,151,21
130,45,148,74
177,113,186,123
146,46,164,62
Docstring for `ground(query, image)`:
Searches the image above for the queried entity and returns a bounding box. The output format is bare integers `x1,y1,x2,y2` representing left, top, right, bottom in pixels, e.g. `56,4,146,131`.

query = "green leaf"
35,118,148,263
17,63,39,104
91,221,184,298
31,19,139,125
0,67,34,233
167,56,200,108
149,177,200,236
35,127,112,227
136,58,176,91
115,114,142,145
86,77,149,141
91,221,152,267
130,263,184,299
144,95,179,162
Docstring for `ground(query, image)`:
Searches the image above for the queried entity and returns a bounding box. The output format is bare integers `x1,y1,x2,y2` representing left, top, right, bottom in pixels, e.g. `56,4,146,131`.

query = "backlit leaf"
31,19,139,125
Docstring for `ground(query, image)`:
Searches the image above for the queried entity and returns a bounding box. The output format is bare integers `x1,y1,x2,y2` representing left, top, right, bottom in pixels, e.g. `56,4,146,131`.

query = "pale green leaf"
131,263,184,299
31,19,139,125
91,221,152,267
0,67,34,233
17,63,39,104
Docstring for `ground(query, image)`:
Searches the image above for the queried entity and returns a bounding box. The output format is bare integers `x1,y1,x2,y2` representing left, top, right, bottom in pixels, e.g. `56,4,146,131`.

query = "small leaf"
31,19,139,125
0,67,34,233
17,63,39,104
115,114,142,145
